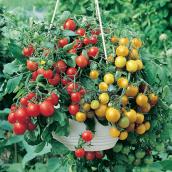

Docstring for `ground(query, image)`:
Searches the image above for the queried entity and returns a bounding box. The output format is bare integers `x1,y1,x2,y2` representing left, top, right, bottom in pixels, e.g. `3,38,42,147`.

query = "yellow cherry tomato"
136,60,143,70
107,54,114,63
144,121,151,131
121,95,129,106
136,124,146,135
117,77,129,88
104,73,115,85
119,37,129,45
149,93,158,106
126,60,138,72
76,112,86,122
136,93,148,107
119,131,128,140
109,127,120,138
82,103,91,112
129,49,139,59
136,113,144,124
105,107,121,123
116,46,129,57
127,123,135,132
111,36,118,43
126,85,139,97
115,56,126,68
90,70,99,79
95,104,107,117
141,103,151,113
99,82,108,91
125,109,137,123
131,38,142,49
99,93,109,104
91,100,100,110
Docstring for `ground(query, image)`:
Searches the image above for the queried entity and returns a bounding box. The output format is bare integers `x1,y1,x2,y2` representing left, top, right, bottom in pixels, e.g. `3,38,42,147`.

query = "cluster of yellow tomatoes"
108,37,143,72
74,69,158,141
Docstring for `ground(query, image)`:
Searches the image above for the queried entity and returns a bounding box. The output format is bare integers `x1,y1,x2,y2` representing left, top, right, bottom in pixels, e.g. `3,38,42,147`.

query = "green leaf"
6,163,24,172
66,55,77,67
59,11,71,24
34,142,46,153
63,41,75,51
3,60,20,75
62,30,77,37
6,135,24,146
0,108,10,115
0,120,12,130
5,74,23,94
51,140,69,155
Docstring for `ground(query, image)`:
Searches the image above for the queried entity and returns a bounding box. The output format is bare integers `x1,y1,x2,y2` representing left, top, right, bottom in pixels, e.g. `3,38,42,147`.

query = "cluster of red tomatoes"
8,92,59,135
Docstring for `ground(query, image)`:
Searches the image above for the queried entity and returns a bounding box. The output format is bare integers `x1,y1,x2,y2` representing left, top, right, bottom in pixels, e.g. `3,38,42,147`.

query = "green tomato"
155,143,165,152
128,153,135,163
121,146,130,155
133,159,141,166
144,156,154,165
113,143,123,153
135,150,146,159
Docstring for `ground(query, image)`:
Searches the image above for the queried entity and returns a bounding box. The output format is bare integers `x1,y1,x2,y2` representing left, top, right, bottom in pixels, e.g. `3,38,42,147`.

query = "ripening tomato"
68,104,79,115
75,148,85,158
27,60,38,71
27,103,40,117
71,92,81,103
58,38,68,48
46,93,59,105
87,47,99,57
20,97,29,106
66,82,79,94
66,67,78,79
76,55,88,68
48,74,61,86
95,151,104,159
43,69,53,79
90,36,98,44
23,45,35,57
82,130,93,142
32,71,38,80
76,28,85,36
54,60,67,73
39,101,54,117
27,122,36,131
8,112,16,124
15,108,28,123
13,122,27,135
83,37,90,45
131,38,142,49
85,151,95,160
111,36,118,43
64,18,76,31
149,93,158,106
27,92,36,100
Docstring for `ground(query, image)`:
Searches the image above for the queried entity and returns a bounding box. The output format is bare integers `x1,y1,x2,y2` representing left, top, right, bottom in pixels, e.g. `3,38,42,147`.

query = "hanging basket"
52,119,118,151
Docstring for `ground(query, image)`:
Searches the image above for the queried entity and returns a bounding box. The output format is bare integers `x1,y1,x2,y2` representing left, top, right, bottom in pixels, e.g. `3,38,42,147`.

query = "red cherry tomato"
83,37,90,45
76,55,88,68
54,60,67,73
8,112,16,124
79,88,86,95
39,101,54,117
20,97,28,106
46,93,59,105
15,108,28,123
75,148,85,158
64,19,76,31
90,36,98,44
10,104,17,112
37,68,45,75
58,38,68,48
82,130,93,142
66,82,79,94
27,92,36,100
66,67,78,79
73,39,83,49
68,48,77,54
27,122,36,131
76,28,85,36
43,69,53,79
91,29,101,35
71,92,81,103
61,77,70,86
85,151,95,160
32,71,38,80
87,47,99,58
68,104,79,115
95,151,104,159
13,122,27,135
48,73,61,86
27,60,38,71
23,45,35,57
27,103,40,117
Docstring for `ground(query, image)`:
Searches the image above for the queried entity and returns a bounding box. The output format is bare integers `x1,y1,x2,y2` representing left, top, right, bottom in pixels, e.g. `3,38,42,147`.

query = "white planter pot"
52,119,118,151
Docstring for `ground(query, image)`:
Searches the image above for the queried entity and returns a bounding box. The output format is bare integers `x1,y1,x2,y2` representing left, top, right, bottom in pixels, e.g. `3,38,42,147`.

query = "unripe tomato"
119,131,128,140
115,56,126,68
99,82,108,91
85,151,95,160
131,38,142,49
15,108,28,123
126,85,138,97
149,93,158,106
136,113,144,124
82,130,93,142
105,107,120,123
117,77,128,88
129,49,139,59
140,103,151,113
39,101,54,117
111,36,118,43
90,36,98,44
104,73,115,84
121,95,128,106
43,69,53,79
136,124,146,135
99,93,109,104
89,70,99,79
136,94,148,107
136,60,143,70
95,151,104,159
68,104,79,115
119,37,129,45
20,97,28,106
144,121,151,131
118,116,130,128
48,74,60,86
87,47,99,58
66,82,79,94
27,103,40,117
76,55,88,68
64,19,76,31
8,112,16,124
116,46,129,56
58,38,68,48
75,148,85,158
13,122,27,135
113,143,123,153
109,127,120,138
46,93,59,105
27,60,38,71
54,60,67,73
95,104,107,117
66,67,78,79
125,109,137,123
126,60,138,72
144,156,153,165
135,150,145,159
76,112,86,122
71,92,81,103
76,28,85,36
90,100,100,110
27,122,36,131
83,37,90,45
